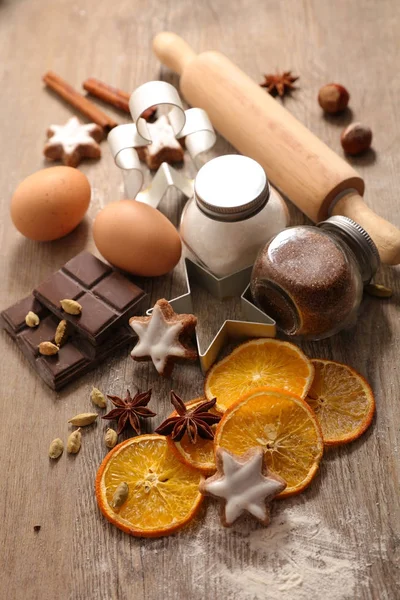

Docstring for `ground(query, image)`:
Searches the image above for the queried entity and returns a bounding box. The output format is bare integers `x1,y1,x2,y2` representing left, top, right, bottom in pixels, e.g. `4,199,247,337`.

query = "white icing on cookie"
145,115,182,156
203,448,286,525
46,117,101,155
130,303,187,374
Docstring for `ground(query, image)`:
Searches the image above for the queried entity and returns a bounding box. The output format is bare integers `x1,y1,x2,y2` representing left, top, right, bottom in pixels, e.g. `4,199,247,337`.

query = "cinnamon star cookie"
129,299,197,377
44,116,103,167
200,447,286,527
137,115,184,170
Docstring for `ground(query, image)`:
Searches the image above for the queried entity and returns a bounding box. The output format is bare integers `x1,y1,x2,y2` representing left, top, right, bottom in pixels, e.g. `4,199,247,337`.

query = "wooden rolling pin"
153,32,400,265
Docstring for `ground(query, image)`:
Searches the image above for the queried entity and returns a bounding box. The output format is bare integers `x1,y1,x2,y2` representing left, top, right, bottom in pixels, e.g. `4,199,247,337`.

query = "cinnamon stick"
43,71,118,132
82,77,157,120
83,78,130,113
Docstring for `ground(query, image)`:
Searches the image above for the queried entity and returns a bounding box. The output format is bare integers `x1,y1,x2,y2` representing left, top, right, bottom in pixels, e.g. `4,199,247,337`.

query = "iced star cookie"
200,447,286,527
44,116,103,167
137,115,184,170
129,299,197,377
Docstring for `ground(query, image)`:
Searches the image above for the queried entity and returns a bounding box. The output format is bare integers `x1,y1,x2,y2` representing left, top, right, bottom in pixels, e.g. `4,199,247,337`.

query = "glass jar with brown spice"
250,216,380,339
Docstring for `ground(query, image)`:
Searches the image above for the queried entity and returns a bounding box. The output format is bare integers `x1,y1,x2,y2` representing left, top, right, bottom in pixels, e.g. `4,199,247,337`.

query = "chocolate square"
20,315,59,355
35,272,83,307
39,344,88,378
64,251,112,287
2,295,47,333
93,272,144,311
74,293,116,336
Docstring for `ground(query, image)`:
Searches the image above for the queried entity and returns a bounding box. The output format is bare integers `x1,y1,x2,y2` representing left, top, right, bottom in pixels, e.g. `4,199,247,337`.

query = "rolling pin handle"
332,191,400,265
153,32,197,75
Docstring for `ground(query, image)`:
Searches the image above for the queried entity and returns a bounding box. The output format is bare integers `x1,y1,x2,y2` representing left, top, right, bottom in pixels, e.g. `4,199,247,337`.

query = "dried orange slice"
306,359,375,446
167,398,222,474
95,434,204,537
214,387,323,497
205,339,314,412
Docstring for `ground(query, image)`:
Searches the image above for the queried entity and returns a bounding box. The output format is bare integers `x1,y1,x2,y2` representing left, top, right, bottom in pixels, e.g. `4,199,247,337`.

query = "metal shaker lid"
318,216,380,282
194,155,270,222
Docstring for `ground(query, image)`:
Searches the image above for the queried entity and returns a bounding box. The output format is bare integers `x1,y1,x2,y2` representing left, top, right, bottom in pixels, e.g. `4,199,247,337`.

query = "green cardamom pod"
91,387,107,408
364,283,393,299
60,299,82,315
67,429,82,454
111,482,129,509
49,438,64,459
68,413,98,426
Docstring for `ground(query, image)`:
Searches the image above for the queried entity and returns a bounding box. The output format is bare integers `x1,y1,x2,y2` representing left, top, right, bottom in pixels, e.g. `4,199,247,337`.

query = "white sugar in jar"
180,155,289,277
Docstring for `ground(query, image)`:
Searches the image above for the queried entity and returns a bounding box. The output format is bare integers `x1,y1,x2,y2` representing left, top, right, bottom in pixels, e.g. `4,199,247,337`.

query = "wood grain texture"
0,1,399,599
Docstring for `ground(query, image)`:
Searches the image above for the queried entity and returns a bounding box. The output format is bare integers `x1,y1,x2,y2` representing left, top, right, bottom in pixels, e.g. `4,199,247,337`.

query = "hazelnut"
341,123,372,155
318,83,349,114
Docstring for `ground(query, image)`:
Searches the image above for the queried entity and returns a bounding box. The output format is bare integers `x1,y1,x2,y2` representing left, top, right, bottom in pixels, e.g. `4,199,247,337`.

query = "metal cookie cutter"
108,81,216,205
148,258,276,373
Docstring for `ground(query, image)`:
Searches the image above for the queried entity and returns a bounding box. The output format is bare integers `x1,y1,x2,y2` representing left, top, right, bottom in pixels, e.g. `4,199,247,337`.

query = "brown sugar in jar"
251,217,380,339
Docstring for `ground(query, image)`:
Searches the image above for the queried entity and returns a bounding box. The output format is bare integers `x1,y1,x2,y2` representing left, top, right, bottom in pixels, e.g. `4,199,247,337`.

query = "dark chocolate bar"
33,251,146,345
1,295,136,391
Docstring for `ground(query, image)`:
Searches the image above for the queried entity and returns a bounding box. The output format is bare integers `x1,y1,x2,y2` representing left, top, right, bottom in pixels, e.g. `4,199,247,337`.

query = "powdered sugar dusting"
179,504,371,600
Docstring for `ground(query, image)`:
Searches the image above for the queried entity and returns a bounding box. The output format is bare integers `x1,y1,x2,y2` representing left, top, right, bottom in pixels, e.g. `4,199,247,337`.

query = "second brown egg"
93,200,182,277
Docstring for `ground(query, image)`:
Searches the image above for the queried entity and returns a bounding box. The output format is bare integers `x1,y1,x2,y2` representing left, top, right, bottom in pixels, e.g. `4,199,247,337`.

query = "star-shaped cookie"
129,298,197,377
44,116,103,167
200,447,286,526
137,115,184,170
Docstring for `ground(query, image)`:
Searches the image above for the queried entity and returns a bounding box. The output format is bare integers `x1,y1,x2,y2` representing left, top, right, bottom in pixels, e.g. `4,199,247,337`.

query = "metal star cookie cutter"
147,258,276,373
134,163,194,210
108,81,216,203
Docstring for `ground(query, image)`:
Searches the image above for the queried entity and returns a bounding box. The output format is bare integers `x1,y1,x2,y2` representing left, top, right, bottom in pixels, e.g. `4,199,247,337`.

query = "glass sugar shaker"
251,216,380,339
179,155,289,278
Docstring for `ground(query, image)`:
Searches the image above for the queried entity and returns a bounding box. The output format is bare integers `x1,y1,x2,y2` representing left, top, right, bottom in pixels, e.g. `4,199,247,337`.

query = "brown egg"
93,200,182,277
11,166,91,241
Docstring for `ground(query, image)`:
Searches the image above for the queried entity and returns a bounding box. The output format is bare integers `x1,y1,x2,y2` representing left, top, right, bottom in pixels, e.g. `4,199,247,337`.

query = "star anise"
155,391,221,444
102,389,156,435
260,71,299,97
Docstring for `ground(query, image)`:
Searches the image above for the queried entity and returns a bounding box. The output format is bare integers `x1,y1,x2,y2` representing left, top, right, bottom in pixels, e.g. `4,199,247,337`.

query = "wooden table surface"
1,1,399,599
